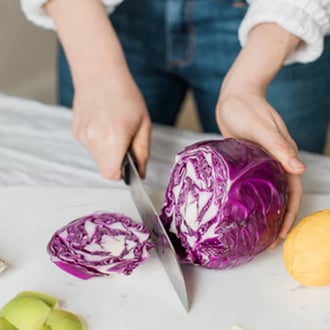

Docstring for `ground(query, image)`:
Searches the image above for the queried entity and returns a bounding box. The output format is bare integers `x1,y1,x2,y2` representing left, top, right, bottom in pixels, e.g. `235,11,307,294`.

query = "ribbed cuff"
20,0,123,30
102,0,124,12
240,0,329,64
20,0,54,29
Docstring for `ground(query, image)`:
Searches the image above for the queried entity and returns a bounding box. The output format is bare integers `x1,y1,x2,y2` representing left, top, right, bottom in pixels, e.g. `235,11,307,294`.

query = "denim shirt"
20,0,330,64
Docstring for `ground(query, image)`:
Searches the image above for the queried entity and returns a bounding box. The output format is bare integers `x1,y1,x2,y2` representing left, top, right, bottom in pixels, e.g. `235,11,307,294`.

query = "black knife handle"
121,149,138,185
122,154,130,185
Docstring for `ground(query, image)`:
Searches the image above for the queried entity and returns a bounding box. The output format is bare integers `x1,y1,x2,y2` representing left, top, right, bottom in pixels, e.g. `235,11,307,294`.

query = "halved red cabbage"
161,138,288,269
47,212,153,279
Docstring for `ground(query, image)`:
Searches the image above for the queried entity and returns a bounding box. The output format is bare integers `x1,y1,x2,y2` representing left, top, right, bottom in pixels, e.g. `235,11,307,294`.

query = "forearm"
45,0,128,88
222,23,301,94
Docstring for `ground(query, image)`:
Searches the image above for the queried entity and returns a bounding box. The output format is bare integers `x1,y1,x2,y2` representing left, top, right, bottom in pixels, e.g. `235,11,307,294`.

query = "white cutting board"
0,187,329,330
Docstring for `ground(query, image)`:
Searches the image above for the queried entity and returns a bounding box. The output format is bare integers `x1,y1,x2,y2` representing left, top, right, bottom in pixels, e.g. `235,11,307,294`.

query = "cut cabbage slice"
47,212,154,279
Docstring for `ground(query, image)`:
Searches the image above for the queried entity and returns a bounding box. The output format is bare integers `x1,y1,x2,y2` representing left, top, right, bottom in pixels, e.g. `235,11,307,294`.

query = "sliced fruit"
46,310,83,330
1,296,51,330
38,326,52,330
16,291,58,309
0,317,18,330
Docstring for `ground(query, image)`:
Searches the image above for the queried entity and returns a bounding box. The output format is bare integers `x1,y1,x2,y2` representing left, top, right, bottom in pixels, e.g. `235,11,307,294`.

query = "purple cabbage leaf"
47,212,153,279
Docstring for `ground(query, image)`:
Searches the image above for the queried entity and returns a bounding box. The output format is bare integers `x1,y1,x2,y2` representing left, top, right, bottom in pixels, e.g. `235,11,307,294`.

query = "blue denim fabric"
58,0,330,153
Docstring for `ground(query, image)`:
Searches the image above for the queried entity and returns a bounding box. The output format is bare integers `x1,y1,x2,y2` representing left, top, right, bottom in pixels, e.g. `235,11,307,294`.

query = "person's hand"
215,23,305,246
44,0,151,180
72,70,151,180
216,86,305,245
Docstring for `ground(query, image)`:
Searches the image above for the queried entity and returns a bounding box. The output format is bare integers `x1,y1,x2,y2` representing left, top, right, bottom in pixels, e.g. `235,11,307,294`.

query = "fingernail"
289,158,305,170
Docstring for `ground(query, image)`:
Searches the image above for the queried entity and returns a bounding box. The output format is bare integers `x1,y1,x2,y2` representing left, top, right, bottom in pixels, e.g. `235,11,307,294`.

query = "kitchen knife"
122,151,189,312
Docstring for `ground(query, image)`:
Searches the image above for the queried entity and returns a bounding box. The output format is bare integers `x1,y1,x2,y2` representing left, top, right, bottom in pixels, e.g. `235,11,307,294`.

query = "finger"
268,236,282,250
252,126,305,175
268,174,303,249
87,130,131,180
131,116,152,178
279,173,303,238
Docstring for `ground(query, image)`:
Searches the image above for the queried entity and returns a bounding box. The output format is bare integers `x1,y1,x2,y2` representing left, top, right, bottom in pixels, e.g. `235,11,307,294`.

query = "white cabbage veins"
48,212,153,279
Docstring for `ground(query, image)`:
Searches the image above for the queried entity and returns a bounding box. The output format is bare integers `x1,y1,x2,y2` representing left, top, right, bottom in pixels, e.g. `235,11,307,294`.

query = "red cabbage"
161,138,288,269
47,212,153,279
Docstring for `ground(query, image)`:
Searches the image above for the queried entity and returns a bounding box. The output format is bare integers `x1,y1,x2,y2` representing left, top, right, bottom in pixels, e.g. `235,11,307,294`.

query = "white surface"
0,94,330,193
0,95,330,329
0,187,329,330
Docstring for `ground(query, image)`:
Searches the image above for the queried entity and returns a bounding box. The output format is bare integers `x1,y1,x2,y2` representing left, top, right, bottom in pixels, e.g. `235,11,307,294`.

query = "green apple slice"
46,310,83,330
1,296,51,330
16,291,58,309
38,326,52,330
0,317,18,330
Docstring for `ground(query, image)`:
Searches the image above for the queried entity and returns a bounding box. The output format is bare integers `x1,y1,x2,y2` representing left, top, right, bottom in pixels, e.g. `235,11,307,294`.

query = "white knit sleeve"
19,0,124,30
239,0,330,64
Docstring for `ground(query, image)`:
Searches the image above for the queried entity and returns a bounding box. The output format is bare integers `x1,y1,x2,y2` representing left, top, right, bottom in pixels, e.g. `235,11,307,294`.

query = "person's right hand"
72,69,151,180
44,0,151,181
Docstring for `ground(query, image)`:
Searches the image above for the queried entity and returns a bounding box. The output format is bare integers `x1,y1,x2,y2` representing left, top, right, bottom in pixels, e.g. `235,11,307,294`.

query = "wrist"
73,60,131,92
222,23,300,95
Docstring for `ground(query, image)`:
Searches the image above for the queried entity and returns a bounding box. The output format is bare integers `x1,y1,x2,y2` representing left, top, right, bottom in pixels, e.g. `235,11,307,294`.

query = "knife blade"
122,151,189,312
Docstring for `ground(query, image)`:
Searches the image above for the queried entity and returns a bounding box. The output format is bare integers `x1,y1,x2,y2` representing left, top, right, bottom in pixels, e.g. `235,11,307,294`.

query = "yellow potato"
283,209,330,286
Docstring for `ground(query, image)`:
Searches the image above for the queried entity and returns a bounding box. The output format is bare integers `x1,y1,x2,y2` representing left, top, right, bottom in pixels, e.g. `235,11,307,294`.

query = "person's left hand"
216,87,305,247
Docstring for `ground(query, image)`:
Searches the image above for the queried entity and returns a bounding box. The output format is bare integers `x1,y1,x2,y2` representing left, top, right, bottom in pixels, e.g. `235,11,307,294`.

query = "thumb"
254,129,305,175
